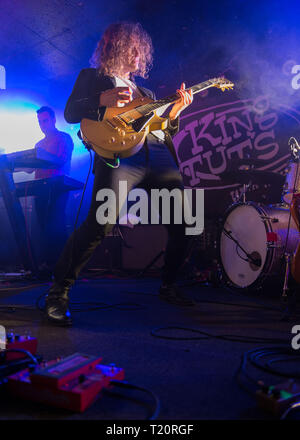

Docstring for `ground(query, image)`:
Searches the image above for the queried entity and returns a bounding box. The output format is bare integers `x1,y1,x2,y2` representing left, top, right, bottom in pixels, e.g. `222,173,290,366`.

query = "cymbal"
220,169,285,185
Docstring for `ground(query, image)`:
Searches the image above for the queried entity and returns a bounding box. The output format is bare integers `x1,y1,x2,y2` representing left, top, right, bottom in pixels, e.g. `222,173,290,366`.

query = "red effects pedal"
2,333,38,361
7,353,125,412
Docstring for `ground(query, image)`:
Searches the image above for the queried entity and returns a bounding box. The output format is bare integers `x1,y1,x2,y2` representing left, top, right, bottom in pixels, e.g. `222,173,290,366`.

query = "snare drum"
219,202,299,289
282,160,300,205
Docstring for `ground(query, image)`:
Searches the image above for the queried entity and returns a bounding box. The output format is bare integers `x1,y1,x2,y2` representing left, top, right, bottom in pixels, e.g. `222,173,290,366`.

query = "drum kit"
218,138,300,295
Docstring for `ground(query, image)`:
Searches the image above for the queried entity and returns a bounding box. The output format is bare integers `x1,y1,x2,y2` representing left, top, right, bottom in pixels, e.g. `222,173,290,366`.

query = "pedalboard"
7,352,125,412
256,379,300,415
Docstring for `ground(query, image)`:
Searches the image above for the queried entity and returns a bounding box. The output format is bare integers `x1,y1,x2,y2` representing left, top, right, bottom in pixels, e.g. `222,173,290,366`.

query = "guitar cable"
81,135,120,169
98,153,120,169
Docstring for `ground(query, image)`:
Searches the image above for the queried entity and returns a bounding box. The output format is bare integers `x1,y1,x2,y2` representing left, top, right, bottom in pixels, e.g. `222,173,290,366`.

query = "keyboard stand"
0,158,38,274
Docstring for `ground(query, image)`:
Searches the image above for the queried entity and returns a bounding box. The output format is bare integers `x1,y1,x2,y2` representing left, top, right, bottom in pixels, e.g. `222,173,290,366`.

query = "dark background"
1,0,300,107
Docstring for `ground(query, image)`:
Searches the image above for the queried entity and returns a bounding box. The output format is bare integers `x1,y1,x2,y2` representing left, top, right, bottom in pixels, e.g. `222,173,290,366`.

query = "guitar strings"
117,78,230,119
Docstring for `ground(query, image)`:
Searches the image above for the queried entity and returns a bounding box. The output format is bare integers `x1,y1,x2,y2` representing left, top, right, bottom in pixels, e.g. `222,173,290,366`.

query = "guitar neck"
132,79,216,116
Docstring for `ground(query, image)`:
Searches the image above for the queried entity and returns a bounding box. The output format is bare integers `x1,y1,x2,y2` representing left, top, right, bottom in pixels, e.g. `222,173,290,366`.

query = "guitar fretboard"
121,79,215,121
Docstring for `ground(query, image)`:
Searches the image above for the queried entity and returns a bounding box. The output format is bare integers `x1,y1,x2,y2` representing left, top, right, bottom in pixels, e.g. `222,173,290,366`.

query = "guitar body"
80,96,169,159
79,76,234,159
291,193,300,284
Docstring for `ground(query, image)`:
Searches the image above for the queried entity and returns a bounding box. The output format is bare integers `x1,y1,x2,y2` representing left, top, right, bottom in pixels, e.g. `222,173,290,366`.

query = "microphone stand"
280,137,300,319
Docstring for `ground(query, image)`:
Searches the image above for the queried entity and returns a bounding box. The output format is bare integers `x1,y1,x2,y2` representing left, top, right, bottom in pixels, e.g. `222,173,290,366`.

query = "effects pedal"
30,353,103,387
256,379,300,415
7,352,125,412
1,333,38,362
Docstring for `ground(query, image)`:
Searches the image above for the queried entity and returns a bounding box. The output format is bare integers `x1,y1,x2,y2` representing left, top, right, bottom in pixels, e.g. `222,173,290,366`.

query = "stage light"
0,99,42,153
0,90,79,155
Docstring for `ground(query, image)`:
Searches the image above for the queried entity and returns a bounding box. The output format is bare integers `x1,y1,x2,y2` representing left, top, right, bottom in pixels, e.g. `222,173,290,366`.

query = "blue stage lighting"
0,90,80,156
0,92,43,153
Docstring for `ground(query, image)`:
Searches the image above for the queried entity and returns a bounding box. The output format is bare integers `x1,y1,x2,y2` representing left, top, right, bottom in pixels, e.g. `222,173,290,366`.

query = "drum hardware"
280,141,299,300
222,226,262,268
282,253,292,298
227,158,268,168
281,137,300,205
222,169,285,205
259,216,279,223
288,137,300,161
291,194,300,285
218,137,299,294
220,169,285,186
219,202,298,290
279,252,299,322
239,183,250,204
266,242,279,249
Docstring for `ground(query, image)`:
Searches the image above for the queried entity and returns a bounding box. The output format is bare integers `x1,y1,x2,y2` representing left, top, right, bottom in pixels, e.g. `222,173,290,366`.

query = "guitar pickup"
118,116,132,125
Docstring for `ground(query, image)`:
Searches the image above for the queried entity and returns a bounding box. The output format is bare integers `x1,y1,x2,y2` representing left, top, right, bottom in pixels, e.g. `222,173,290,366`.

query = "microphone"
247,251,262,268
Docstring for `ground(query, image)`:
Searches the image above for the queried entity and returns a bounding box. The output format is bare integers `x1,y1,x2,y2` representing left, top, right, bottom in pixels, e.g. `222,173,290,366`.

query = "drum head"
220,204,268,288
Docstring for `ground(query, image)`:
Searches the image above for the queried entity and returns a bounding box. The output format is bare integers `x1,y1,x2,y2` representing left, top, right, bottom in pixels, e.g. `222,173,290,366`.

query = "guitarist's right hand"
99,87,133,108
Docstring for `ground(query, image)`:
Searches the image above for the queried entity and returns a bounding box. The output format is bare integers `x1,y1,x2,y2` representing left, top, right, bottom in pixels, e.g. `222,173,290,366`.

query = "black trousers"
53,140,191,287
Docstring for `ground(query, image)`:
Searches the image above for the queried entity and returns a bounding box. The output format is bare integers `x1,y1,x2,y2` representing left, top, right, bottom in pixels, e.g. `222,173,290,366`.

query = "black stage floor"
0,274,299,420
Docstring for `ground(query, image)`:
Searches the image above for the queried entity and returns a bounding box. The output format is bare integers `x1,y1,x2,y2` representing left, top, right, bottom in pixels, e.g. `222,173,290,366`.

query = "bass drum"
219,202,299,289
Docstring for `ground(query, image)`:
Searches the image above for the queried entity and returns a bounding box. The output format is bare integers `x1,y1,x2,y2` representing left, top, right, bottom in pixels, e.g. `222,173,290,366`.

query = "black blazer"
64,68,180,166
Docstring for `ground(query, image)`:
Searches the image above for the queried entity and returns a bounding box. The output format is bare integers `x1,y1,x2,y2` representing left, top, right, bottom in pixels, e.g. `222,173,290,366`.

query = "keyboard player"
34,106,74,275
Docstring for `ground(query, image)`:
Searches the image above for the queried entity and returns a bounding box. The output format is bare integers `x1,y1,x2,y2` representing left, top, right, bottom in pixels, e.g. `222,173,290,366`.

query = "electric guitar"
80,77,234,159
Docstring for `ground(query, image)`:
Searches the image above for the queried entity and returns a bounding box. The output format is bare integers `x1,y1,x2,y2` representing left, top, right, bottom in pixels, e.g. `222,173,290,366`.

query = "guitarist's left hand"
169,82,193,121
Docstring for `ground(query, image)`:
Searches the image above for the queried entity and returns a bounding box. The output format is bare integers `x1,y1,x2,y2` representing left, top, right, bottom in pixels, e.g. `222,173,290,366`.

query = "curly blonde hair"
90,22,153,79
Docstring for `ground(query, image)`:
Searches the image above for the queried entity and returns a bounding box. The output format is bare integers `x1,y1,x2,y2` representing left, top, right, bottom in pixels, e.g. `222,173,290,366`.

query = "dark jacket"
64,68,180,166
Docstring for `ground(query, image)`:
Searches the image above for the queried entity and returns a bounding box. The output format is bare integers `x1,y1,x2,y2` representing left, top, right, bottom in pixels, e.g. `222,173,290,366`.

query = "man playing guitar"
45,22,195,325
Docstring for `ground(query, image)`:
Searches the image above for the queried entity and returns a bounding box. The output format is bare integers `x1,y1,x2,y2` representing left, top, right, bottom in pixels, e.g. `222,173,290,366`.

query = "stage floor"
0,275,298,420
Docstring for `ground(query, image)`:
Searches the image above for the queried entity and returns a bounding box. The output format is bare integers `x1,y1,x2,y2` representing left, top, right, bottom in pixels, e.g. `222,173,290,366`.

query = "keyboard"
14,175,84,197
0,148,63,170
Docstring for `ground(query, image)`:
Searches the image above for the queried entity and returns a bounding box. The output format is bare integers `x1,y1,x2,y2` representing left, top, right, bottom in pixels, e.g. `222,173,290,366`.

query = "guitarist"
45,22,194,325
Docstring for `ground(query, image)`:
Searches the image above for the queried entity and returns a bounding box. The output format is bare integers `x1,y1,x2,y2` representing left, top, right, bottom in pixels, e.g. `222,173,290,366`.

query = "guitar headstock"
288,137,300,161
211,77,235,92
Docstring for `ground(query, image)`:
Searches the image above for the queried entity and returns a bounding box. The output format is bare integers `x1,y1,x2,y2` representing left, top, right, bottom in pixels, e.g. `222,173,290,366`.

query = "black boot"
159,283,196,307
45,283,72,326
